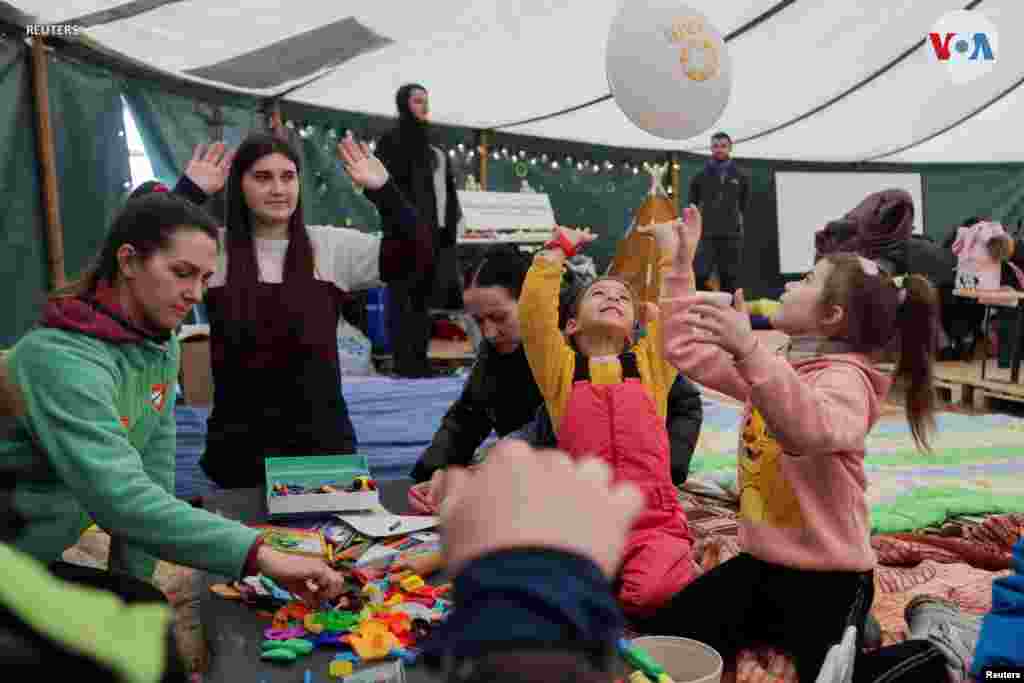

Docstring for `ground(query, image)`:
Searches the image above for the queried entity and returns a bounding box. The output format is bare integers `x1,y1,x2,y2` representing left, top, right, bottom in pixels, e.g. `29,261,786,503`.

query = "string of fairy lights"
288,120,680,193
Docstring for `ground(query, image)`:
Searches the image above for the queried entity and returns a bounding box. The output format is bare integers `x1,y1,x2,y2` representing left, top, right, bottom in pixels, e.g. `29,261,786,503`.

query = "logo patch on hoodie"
738,408,805,529
149,384,168,413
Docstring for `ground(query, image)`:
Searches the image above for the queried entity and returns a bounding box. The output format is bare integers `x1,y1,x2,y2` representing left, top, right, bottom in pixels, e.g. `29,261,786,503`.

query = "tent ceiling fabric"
12,0,1024,162
183,17,391,90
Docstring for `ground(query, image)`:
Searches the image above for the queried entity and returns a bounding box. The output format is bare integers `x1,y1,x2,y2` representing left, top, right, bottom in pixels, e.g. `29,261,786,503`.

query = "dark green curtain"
296,125,381,230
46,54,130,295
487,157,651,272
921,165,1024,240
0,39,47,346
121,77,262,187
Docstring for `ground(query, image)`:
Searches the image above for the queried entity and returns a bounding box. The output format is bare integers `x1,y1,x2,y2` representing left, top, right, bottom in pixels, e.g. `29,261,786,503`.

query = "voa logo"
928,10,998,84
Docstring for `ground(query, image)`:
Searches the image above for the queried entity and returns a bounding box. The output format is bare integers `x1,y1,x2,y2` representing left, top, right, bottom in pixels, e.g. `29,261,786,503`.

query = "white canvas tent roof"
10,0,1024,162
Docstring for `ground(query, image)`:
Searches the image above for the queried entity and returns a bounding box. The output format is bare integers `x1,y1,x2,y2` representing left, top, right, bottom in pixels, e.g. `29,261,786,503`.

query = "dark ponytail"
466,244,532,299
895,273,939,451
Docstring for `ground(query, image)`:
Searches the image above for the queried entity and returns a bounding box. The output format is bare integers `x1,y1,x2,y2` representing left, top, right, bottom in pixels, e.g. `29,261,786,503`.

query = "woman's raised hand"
337,133,389,191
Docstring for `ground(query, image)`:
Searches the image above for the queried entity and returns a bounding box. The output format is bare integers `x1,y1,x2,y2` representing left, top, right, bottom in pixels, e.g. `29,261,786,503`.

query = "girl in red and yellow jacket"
518,225,695,617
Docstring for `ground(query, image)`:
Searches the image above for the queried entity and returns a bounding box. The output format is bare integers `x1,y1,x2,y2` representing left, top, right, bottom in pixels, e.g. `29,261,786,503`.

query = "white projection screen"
775,172,924,274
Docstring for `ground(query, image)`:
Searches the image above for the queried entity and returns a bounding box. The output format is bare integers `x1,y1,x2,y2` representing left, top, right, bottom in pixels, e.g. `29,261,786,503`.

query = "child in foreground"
517,223,695,616
641,207,948,682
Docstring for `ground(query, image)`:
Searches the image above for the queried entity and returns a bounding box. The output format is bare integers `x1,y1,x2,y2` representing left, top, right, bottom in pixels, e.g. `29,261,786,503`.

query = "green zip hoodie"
0,289,260,581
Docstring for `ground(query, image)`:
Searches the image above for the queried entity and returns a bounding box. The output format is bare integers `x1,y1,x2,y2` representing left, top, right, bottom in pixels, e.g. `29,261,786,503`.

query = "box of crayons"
264,454,380,517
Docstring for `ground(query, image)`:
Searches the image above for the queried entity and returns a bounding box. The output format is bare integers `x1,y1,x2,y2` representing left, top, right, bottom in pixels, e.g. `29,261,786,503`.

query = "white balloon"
606,1,732,140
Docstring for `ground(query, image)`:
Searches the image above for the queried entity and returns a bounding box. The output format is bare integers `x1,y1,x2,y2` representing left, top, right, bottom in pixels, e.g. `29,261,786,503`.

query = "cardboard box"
265,454,380,517
178,328,213,406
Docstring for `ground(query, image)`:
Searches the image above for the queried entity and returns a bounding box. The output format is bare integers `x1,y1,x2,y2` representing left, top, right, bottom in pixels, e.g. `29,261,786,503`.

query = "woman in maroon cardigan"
169,135,433,488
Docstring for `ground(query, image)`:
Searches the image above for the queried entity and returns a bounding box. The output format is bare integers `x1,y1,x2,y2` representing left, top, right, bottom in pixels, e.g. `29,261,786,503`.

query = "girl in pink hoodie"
637,208,945,682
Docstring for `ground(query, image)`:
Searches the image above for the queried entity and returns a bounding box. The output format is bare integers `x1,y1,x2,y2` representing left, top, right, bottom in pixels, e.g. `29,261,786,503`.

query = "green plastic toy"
316,610,360,632
261,648,298,662
261,639,314,656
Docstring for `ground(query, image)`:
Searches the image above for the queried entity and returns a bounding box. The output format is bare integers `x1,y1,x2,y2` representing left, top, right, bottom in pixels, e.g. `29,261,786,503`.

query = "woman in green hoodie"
1,342,184,681
0,192,345,609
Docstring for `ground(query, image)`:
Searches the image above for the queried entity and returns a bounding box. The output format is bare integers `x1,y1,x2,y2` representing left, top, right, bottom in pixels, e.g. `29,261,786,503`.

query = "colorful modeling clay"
209,583,242,600
261,648,298,662
329,660,353,678
265,626,307,641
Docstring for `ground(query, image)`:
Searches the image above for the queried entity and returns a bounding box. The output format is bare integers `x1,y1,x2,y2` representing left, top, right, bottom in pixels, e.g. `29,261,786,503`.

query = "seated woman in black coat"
410,244,704,489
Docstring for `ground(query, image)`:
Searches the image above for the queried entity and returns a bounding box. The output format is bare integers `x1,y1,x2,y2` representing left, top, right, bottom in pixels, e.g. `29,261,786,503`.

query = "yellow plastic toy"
399,575,425,592
348,629,400,661
304,613,325,635
329,660,353,678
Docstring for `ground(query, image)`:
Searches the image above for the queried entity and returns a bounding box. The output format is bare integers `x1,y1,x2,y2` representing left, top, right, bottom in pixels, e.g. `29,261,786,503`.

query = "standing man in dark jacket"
688,131,750,294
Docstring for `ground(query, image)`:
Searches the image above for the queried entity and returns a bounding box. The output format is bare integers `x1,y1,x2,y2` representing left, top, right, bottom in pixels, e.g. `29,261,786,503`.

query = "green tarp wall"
4,35,1024,345
0,39,47,348
1,41,129,346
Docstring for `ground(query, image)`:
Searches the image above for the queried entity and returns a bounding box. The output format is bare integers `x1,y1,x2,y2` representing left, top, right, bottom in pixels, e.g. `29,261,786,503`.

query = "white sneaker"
904,595,982,682
816,625,857,683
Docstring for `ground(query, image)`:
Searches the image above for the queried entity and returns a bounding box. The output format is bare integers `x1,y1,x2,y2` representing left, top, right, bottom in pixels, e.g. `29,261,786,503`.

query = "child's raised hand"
551,225,597,252
673,205,703,268
635,219,680,261
686,288,756,358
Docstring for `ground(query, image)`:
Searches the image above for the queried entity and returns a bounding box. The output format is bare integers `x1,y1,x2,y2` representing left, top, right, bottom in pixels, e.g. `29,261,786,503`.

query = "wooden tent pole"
30,37,65,291
477,130,490,190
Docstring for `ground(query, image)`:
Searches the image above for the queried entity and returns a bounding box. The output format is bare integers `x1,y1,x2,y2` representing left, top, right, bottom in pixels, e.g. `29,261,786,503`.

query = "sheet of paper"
335,511,439,538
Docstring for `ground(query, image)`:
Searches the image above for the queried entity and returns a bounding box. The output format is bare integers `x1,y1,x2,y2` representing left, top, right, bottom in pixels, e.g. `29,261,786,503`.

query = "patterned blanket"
688,396,1024,533
674,486,1023,683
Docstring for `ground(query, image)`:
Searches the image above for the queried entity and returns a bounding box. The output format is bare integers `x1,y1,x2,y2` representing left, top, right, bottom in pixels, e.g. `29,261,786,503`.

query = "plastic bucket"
627,636,723,683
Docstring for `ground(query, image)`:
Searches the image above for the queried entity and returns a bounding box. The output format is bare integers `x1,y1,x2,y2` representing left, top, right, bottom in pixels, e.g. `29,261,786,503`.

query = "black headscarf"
391,83,436,173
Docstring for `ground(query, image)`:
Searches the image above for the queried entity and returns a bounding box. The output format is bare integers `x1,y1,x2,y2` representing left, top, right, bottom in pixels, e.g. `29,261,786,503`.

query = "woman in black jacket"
411,244,704,487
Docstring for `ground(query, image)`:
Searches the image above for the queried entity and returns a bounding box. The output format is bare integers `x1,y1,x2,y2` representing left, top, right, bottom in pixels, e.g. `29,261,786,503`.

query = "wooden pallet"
933,360,1024,411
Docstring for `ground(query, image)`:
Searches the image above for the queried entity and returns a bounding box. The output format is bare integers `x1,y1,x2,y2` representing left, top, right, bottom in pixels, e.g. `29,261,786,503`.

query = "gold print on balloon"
663,17,720,82
738,408,806,528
